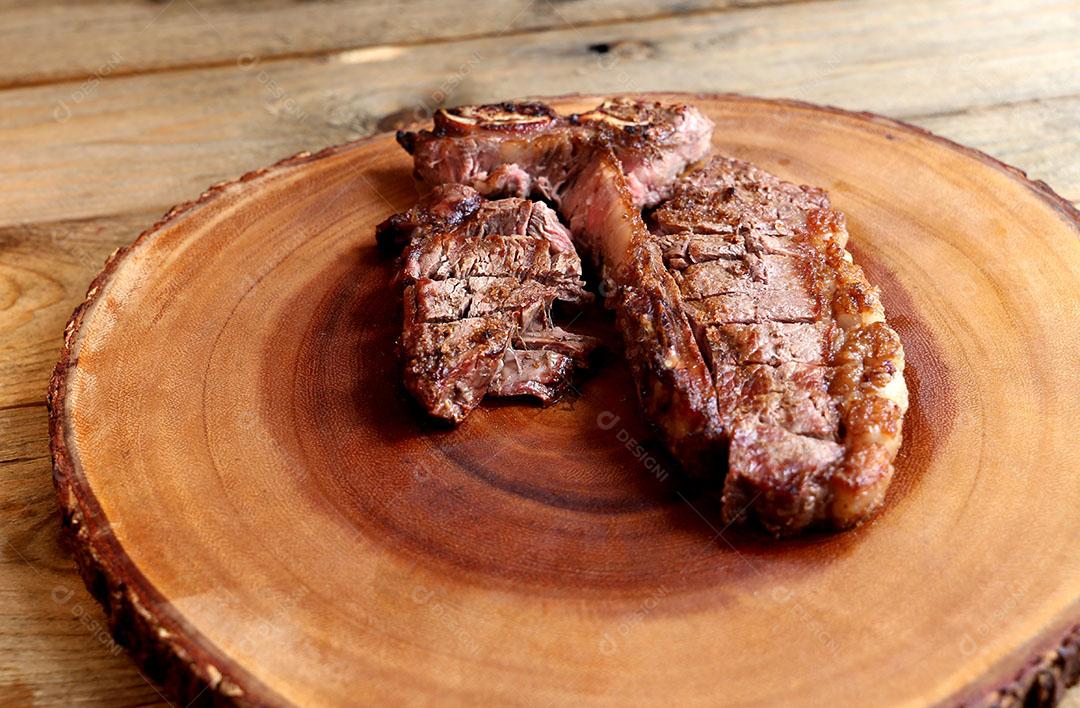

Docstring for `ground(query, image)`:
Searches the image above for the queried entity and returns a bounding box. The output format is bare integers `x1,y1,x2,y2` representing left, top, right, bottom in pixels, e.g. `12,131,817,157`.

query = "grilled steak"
396,98,907,534
651,157,908,533
376,184,598,423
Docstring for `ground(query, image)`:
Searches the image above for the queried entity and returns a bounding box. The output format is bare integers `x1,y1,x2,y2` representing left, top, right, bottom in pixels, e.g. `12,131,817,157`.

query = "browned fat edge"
46,94,1080,707
434,102,559,134
847,245,955,510
396,101,559,154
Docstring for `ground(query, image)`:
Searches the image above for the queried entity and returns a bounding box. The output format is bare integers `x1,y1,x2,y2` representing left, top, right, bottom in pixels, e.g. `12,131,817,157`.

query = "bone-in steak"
399,97,714,209
376,184,597,424
396,99,908,535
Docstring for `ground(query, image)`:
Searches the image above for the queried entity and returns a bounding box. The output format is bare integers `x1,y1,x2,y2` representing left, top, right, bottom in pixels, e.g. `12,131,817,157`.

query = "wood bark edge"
46,92,1080,707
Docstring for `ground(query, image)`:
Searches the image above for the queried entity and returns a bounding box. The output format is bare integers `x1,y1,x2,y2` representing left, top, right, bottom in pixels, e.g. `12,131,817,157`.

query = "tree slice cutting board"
48,93,1080,707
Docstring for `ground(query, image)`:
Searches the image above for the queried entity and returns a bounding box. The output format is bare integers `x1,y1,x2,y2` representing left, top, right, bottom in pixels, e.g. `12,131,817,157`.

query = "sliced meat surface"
489,348,575,403
377,184,598,423
558,147,722,470
653,157,908,534
397,99,907,535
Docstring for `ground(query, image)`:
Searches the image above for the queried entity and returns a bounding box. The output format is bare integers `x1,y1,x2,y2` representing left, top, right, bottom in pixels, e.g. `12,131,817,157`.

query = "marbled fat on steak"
395,98,907,534
376,184,598,424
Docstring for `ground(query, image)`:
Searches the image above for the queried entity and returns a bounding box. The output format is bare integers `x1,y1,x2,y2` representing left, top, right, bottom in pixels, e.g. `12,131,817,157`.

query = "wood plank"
0,218,166,704
1,0,1077,228
0,0,790,89
0,381,166,706
917,96,1080,203
0,405,47,463
0,454,168,707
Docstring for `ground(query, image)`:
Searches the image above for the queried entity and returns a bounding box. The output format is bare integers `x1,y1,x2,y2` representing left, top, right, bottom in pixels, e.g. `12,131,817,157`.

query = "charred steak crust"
653,157,908,534
376,184,598,424
396,98,908,535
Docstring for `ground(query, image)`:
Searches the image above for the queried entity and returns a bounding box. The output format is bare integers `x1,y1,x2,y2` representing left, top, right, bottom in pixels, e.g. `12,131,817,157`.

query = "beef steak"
395,99,908,534
651,157,908,533
376,184,598,423
398,98,728,476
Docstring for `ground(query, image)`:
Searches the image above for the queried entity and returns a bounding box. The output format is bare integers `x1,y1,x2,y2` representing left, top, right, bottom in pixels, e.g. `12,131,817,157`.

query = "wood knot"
587,40,656,61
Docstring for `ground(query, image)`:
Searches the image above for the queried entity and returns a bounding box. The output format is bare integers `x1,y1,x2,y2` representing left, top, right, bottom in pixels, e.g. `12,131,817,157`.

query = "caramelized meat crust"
377,185,598,423
655,157,908,533
395,99,907,534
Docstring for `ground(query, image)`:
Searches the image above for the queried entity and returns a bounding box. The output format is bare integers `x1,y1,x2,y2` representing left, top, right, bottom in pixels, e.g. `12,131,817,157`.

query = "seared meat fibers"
396,100,907,534
377,185,597,423
654,157,907,533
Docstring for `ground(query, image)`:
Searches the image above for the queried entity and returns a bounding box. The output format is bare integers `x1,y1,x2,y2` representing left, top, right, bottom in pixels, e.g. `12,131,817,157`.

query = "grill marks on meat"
377,184,597,423
652,157,908,533
398,98,722,467
395,98,907,535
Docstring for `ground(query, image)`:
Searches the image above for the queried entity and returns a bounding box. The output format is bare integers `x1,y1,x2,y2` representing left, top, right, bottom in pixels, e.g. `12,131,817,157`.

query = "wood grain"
0,212,159,409
1,452,168,707
917,95,1080,204
48,94,1080,706
0,212,172,705
0,0,791,89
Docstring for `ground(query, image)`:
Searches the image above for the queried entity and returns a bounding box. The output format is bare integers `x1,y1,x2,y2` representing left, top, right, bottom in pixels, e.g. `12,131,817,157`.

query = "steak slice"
558,147,723,470
377,184,597,423
652,157,908,533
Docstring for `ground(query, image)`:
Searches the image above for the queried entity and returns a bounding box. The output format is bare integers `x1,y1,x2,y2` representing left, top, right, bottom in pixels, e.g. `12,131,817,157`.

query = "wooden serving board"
48,94,1080,706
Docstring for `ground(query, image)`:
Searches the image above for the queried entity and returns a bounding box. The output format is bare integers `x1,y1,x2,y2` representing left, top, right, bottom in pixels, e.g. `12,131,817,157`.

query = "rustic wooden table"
1,1,1078,705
